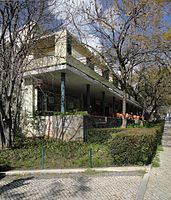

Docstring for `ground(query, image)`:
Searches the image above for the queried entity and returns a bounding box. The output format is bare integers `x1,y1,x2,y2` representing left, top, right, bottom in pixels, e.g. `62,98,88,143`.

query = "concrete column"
134,107,138,115
43,93,47,112
32,81,36,114
55,31,67,62
80,93,84,111
129,104,132,113
61,72,66,113
112,97,115,113
132,106,135,114
102,91,105,116
86,84,90,113
24,79,38,117
126,103,129,113
138,108,142,116
119,100,122,113
26,85,34,116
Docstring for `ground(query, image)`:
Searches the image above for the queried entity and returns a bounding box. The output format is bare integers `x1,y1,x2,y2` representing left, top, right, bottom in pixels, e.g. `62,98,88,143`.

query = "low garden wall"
23,114,123,141
23,114,84,141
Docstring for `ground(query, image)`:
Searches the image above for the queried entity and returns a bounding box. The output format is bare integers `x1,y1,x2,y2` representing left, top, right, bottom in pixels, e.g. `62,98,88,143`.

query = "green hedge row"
87,123,164,166
154,122,164,145
109,128,157,165
87,128,123,143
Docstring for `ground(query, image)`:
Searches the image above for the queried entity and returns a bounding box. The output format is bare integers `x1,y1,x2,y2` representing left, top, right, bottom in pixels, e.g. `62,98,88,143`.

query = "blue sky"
49,0,171,45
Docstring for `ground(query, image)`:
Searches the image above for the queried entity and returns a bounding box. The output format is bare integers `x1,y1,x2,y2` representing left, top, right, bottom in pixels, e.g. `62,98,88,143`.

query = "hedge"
109,128,157,165
154,122,164,145
87,123,164,166
87,128,123,143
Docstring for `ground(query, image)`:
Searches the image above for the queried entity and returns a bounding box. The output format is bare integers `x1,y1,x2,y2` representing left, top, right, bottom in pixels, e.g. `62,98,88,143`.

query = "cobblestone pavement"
0,172,143,200
144,121,171,200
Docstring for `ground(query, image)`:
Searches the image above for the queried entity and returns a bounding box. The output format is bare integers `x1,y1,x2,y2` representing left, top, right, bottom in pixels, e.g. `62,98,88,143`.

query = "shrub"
13,136,45,149
87,128,122,143
154,122,164,145
86,123,164,166
109,127,161,166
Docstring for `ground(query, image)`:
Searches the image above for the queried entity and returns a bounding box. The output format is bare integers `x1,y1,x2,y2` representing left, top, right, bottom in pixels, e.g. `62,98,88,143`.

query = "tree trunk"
0,120,13,149
0,126,5,149
121,89,127,128
4,124,12,148
149,106,157,122
140,109,145,126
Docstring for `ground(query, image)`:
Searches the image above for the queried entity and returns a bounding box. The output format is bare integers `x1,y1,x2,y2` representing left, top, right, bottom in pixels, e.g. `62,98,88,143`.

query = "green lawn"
0,138,113,170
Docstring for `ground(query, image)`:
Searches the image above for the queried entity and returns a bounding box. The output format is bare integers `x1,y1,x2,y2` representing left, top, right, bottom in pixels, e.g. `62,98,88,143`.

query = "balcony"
26,55,66,71
66,55,123,98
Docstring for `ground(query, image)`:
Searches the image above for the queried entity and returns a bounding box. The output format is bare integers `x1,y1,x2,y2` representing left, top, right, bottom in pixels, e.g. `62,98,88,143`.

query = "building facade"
23,30,141,140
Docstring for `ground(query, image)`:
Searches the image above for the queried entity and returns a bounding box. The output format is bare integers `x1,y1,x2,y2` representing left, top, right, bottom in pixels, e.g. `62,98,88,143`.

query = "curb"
0,166,149,176
135,164,152,200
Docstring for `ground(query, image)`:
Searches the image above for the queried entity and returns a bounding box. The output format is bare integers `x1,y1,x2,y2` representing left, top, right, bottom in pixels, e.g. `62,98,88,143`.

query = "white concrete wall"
24,115,84,141
23,79,37,117
55,30,67,63
23,83,34,116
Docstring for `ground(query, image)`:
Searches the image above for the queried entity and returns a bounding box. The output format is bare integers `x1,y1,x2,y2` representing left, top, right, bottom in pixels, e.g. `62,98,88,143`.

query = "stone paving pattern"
144,121,171,200
0,172,142,200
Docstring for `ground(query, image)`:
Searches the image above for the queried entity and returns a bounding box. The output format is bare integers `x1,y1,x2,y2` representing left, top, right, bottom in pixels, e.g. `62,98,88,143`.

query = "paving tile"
0,172,142,200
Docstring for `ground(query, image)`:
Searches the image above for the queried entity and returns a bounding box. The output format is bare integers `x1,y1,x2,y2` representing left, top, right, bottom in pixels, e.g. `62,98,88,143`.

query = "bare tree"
0,0,63,148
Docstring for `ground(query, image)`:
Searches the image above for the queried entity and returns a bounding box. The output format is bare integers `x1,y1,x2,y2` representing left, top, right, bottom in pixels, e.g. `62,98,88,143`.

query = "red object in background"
125,113,129,119
133,115,136,119
116,113,120,118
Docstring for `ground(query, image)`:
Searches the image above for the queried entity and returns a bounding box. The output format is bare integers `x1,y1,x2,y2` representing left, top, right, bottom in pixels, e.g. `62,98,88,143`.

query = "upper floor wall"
25,30,140,108
26,30,118,86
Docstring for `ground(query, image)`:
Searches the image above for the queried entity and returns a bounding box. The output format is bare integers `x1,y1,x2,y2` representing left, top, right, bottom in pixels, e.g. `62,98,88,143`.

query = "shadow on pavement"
72,176,91,197
0,164,14,172
0,164,14,181
0,176,34,195
0,173,5,181
47,175,92,198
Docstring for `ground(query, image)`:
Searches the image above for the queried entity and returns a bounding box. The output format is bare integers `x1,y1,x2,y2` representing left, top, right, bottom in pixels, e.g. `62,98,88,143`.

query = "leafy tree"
135,64,170,122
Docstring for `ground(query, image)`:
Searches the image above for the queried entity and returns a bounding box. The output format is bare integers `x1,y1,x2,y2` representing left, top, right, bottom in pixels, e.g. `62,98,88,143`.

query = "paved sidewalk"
0,165,149,200
144,121,171,200
0,171,143,200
